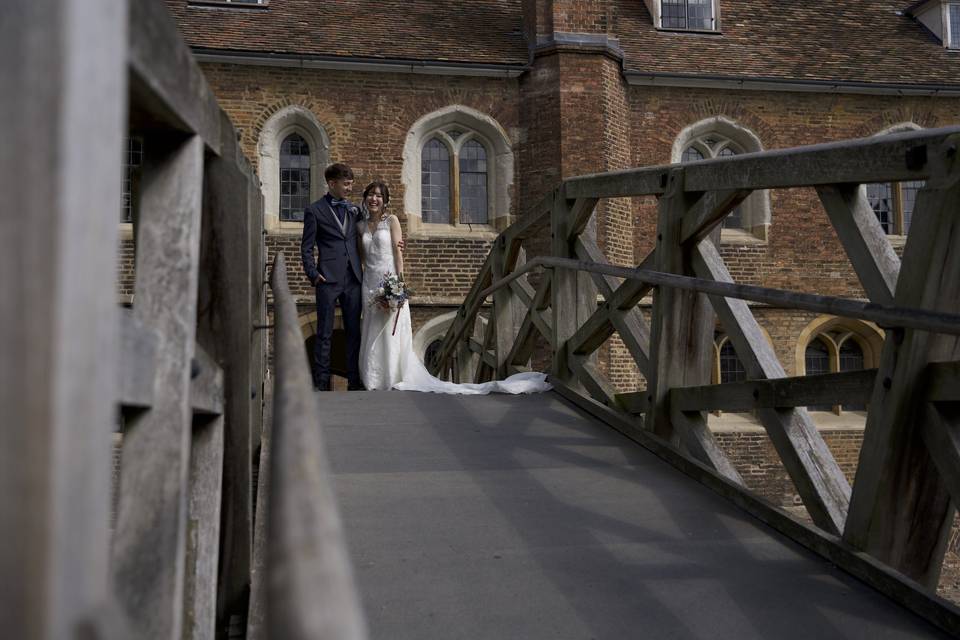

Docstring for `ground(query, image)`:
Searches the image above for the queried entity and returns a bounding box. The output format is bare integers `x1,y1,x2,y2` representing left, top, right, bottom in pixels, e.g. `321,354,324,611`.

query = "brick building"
133,0,960,513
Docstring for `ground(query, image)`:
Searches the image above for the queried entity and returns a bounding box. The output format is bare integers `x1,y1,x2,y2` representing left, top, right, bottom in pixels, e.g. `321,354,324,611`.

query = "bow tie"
330,198,349,208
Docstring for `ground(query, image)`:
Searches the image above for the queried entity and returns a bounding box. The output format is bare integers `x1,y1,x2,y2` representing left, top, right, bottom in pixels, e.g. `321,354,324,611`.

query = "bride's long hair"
360,180,391,221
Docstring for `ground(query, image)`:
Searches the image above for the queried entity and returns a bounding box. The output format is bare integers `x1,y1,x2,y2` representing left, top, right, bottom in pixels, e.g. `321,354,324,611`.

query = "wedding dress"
359,216,552,394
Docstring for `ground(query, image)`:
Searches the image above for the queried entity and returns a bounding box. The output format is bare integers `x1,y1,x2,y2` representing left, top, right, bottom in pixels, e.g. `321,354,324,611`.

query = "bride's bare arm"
388,215,404,276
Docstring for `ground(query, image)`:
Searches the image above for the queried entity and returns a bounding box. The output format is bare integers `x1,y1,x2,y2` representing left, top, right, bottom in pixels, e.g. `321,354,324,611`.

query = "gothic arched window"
459,140,489,224
680,135,745,229
719,340,747,384
866,125,925,235
279,133,311,222
421,138,452,223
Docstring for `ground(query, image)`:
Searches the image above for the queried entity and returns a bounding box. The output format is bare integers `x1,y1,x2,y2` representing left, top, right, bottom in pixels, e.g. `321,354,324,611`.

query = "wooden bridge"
4,1,960,639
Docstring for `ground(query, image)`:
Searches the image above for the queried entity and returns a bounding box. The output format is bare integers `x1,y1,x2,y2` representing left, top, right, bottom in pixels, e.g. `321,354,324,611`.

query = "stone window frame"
950,3,960,48
258,105,330,235
672,116,770,243
403,105,514,240
119,136,143,241
863,122,925,245
796,316,884,414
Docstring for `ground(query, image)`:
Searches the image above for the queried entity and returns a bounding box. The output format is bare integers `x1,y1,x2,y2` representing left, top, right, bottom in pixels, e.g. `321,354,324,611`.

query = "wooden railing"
431,125,960,635
246,254,367,640
0,1,341,638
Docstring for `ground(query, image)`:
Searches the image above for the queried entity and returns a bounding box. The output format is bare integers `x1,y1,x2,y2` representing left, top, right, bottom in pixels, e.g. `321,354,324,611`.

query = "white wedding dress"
359,216,552,394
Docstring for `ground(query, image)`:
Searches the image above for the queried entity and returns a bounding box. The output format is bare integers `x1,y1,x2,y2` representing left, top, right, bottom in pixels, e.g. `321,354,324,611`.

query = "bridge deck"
319,391,948,640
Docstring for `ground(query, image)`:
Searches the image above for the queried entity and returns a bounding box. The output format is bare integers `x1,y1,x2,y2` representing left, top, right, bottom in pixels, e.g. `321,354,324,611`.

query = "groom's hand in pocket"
313,273,326,285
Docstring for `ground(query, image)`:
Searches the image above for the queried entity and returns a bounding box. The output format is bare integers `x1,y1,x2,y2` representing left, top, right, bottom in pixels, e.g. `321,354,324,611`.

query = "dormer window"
907,0,960,49
950,3,960,48
661,0,716,30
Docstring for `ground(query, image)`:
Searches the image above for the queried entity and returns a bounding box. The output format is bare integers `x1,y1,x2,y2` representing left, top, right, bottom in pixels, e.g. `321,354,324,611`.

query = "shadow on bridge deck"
317,390,949,640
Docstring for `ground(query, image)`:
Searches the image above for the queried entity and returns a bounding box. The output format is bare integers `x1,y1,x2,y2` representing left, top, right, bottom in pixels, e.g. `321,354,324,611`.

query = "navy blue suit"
301,194,364,389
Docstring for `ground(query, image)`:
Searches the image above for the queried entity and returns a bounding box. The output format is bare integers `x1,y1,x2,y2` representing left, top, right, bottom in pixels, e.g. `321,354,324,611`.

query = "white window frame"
652,0,721,32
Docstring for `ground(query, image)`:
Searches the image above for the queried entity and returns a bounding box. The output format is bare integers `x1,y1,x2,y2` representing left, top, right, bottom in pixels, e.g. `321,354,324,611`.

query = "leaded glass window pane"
719,341,747,384
866,183,893,234
839,339,866,410
279,133,310,222
950,4,960,48
421,138,451,223
121,136,143,223
661,0,687,29
805,338,832,410
459,140,488,224
687,0,714,30
901,180,924,234
681,146,705,163
718,146,744,229
661,0,714,30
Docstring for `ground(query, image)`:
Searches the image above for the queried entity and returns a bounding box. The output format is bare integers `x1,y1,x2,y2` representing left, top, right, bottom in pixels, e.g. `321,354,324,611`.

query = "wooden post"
0,1,127,637
844,143,960,587
112,134,205,640
196,112,256,634
551,188,598,385
646,171,717,447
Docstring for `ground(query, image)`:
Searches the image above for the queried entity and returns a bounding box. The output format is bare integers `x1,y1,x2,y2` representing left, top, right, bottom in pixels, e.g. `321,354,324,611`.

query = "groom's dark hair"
324,162,354,182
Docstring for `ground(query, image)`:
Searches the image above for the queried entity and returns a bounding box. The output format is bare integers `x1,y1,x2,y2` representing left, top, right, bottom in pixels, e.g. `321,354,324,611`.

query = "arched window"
423,339,444,373
279,133,311,222
672,117,770,239
866,124,925,236
459,140,489,224
839,338,866,411
257,105,330,231
421,138,451,223
403,105,514,236
805,337,832,410
680,136,743,229
718,340,747,384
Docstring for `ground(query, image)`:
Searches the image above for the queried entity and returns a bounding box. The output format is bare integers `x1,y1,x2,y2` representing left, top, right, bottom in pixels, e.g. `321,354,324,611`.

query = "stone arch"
402,104,514,236
672,115,771,240
258,105,331,232
795,315,884,375
412,310,458,365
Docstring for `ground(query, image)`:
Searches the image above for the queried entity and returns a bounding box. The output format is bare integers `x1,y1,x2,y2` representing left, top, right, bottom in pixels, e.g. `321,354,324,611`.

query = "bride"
357,180,551,394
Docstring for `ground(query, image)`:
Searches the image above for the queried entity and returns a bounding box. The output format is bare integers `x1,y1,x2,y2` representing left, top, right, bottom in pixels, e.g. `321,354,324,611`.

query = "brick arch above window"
672,116,771,243
863,122,925,240
258,105,330,234
402,105,514,239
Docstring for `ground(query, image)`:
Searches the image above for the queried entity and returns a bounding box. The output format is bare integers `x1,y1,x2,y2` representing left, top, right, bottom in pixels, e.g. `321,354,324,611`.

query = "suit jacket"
300,195,363,286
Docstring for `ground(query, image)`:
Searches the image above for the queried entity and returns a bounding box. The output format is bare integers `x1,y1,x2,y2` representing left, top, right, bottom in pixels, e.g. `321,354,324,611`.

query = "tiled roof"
164,0,529,66
617,0,960,87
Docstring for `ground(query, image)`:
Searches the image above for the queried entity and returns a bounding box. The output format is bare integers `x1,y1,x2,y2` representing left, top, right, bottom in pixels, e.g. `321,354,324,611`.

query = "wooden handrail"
262,253,368,640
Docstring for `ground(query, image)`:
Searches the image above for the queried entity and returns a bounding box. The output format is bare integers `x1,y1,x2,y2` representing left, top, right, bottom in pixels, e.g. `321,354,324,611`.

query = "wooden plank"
112,135,205,640
670,408,744,484
564,127,959,199
671,369,878,412
119,310,159,411
432,254,493,376
615,391,648,415
646,169,718,447
0,0,126,636
189,344,224,417
492,241,524,378
197,137,256,629
183,414,225,640
693,240,851,535
267,254,367,640
921,404,960,530
128,0,221,153
574,236,619,297
679,188,752,245
551,189,598,385
817,184,900,306
927,361,960,402
567,197,600,240
568,353,617,407
550,381,960,639
843,153,960,587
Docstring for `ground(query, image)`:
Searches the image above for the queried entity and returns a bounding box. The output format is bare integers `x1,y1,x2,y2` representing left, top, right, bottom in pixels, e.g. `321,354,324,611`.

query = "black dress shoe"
347,383,366,391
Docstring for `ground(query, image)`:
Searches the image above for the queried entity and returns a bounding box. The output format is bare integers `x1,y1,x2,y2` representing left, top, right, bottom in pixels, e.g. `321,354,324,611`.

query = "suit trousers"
313,274,363,389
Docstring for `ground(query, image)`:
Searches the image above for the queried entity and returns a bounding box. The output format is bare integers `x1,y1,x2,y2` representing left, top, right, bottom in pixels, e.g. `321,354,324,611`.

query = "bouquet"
372,272,414,336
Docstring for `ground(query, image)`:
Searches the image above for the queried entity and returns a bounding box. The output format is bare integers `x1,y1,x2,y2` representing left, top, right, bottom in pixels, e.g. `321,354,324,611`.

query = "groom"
301,163,364,391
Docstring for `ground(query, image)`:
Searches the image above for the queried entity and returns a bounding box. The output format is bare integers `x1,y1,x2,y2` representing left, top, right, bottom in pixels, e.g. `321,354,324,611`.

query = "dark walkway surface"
319,391,949,640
